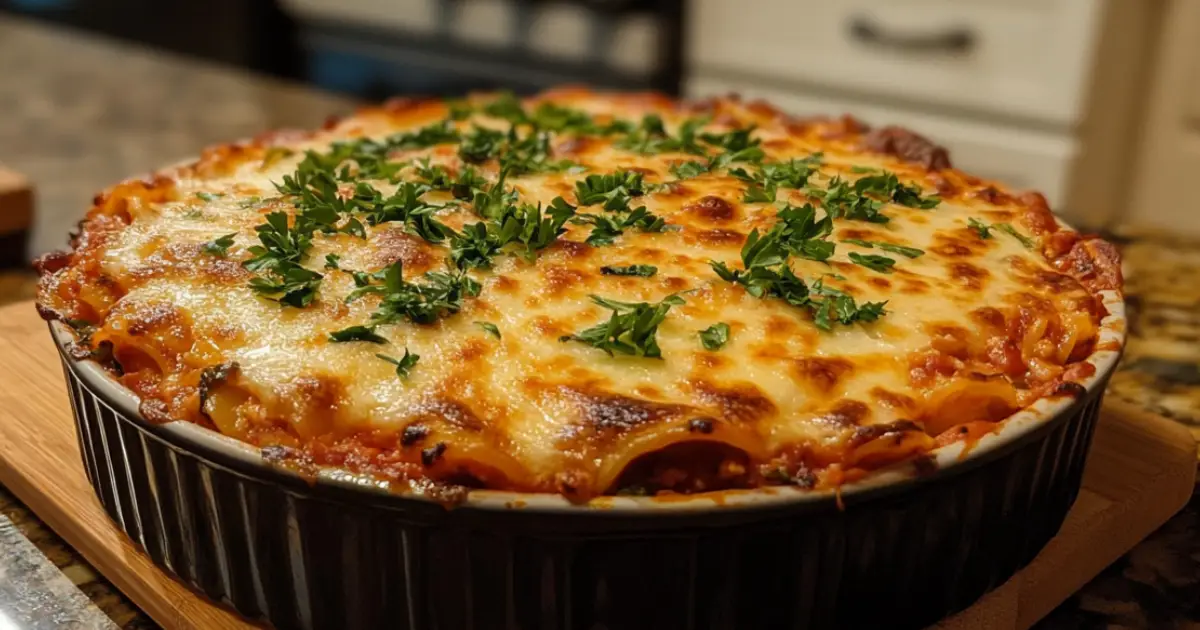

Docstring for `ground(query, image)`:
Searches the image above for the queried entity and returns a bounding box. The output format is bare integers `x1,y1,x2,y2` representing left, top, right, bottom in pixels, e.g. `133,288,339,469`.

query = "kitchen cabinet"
1126,0,1200,236
685,0,1159,230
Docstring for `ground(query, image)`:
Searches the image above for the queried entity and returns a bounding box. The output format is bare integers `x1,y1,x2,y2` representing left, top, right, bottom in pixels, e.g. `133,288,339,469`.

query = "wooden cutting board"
0,300,1192,630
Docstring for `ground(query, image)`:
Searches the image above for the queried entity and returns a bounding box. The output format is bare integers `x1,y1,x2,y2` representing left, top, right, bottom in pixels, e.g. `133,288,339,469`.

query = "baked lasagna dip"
36,88,1122,502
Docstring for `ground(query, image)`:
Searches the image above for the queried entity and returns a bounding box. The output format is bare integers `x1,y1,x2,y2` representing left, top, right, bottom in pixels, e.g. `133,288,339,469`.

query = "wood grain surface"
0,300,1192,630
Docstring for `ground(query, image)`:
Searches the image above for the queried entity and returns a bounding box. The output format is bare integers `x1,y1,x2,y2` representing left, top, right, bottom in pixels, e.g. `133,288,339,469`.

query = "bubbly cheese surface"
37,89,1122,500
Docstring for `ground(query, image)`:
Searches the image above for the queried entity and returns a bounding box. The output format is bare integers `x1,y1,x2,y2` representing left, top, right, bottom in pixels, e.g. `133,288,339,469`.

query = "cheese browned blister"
36,88,1122,501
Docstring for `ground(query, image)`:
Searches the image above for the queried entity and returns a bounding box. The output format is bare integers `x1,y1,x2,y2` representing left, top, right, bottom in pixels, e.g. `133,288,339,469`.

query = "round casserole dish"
39,90,1126,630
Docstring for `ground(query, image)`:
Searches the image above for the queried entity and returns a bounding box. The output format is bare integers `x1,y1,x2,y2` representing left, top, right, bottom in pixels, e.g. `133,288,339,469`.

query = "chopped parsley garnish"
244,211,311,273
710,228,887,330
324,253,341,270
450,196,576,269
616,115,708,155
356,182,451,243
852,170,940,209
500,130,577,175
993,223,1035,249
560,293,685,358
811,176,889,224
474,321,501,339
248,265,323,308
848,252,896,273
842,239,925,258
699,322,731,351
600,264,658,277
700,125,760,152
328,325,388,344
968,218,992,239
412,159,487,200
346,261,481,325
732,155,821,203
571,205,667,246
202,233,236,257
195,192,224,202
446,99,473,120
458,125,506,163
669,160,711,180
377,349,419,380
574,170,645,211
775,203,835,262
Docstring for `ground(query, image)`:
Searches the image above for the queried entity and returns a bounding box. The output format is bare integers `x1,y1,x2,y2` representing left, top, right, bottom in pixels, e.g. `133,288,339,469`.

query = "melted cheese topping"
37,88,1121,500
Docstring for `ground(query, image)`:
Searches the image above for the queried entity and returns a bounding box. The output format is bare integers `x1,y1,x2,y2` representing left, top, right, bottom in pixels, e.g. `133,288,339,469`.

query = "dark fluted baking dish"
47,280,1124,630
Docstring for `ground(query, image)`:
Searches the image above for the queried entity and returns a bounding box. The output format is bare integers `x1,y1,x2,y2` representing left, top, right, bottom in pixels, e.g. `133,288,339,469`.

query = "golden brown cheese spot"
688,380,777,424
683,195,738,225
407,398,485,433
972,186,1014,206
558,389,689,447
947,262,989,292
791,357,856,395
694,352,729,370
765,315,799,337
125,302,185,336
867,277,892,290
370,228,436,273
542,266,589,297
687,228,745,247
870,387,918,413
814,399,871,428
970,307,1006,330
450,338,489,363
661,276,690,292
492,275,520,294
930,233,988,258
550,239,592,260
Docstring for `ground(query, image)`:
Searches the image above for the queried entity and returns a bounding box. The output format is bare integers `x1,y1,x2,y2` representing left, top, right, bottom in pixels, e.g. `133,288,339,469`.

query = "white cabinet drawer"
687,0,1104,127
686,76,1077,209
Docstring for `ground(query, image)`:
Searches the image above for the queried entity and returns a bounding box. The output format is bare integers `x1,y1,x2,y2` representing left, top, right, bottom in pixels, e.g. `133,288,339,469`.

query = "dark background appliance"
0,0,686,99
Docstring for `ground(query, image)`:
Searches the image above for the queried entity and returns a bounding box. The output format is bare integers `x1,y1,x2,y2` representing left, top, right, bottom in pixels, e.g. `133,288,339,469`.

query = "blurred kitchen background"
0,0,1195,267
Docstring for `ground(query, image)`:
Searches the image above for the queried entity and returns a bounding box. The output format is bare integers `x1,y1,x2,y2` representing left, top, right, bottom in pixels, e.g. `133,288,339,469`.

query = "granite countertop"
1,14,1199,630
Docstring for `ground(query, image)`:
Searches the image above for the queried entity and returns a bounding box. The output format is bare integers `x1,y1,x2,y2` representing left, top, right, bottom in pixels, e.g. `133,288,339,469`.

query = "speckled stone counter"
0,14,1198,630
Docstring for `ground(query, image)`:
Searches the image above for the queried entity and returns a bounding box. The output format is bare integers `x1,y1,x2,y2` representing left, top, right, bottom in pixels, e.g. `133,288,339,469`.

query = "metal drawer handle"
848,16,975,54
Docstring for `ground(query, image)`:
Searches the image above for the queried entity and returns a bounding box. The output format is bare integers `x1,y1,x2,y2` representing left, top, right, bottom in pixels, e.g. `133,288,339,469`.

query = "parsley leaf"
195,192,224,202
669,160,710,180
574,171,645,211
248,265,323,308
244,211,310,273
560,293,685,358
450,196,576,269
700,125,759,152
775,203,835,262
710,229,887,330
202,233,236,257
842,239,924,258
968,218,992,239
324,253,341,269
848,252,896,273
348,261,481,325
412,159,487,200
733,155,821,203
329,325,388,344
814,176,889,223
356,182,451,243
853,170,940,209
699,322,731,351
377,349,419,379
600,264,658,277
501,130,577,175
993,223,1035,249
616,115,709,155
474,321,502,338
458,125,506,163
